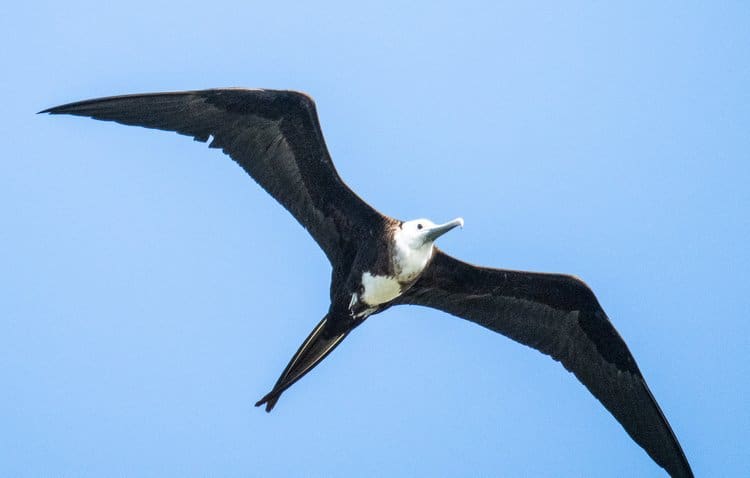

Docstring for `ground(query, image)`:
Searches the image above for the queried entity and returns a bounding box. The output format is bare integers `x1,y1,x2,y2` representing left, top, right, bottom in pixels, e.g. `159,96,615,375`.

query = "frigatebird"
41,88,693,477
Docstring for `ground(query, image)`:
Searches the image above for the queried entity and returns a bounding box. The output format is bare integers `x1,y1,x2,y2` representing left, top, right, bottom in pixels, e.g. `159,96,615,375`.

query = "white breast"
360,272,402,306
358,226,435,307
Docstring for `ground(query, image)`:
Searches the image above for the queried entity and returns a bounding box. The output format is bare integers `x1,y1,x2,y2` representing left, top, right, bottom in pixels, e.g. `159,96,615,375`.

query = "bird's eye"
417,224,423,230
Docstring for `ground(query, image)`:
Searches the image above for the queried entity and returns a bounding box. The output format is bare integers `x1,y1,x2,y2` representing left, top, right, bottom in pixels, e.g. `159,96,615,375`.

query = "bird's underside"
41,88,693,477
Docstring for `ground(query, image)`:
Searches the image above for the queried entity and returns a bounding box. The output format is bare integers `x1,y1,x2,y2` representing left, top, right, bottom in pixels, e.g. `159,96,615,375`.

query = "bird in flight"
41,88,693,477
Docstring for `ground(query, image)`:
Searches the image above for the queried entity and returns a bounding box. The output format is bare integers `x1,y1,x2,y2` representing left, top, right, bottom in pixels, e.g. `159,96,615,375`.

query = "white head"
398,217,465,250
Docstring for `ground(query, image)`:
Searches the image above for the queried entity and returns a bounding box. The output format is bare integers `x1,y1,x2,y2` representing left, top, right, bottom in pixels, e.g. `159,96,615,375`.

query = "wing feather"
41,89,380,263
397,250,693,478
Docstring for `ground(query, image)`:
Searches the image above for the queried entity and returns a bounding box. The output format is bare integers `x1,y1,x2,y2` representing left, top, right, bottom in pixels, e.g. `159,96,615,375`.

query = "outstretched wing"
396,249,693,478
41,89,381,263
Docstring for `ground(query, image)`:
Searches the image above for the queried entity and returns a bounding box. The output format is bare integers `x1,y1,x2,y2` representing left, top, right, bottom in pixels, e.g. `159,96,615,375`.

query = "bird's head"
399,217,464,250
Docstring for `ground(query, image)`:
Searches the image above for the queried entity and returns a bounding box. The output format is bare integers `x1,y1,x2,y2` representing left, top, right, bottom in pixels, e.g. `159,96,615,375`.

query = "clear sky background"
2,2,748,477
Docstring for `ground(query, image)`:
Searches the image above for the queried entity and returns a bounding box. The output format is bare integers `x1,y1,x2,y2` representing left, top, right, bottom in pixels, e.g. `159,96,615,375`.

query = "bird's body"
352,218,462,316
41,88,693,477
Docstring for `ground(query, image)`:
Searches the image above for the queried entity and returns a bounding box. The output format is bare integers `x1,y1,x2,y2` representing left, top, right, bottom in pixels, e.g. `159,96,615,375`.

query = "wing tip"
38,100,91,116
37,88,315,117
38,106,60,115
638,381,694,477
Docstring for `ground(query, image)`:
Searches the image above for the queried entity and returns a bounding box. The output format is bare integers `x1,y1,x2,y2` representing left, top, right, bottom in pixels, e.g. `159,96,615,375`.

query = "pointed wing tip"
38,103,85,115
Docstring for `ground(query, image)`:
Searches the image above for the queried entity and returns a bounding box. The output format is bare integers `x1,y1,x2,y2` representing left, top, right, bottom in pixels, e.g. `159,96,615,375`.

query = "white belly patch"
360,272,402,306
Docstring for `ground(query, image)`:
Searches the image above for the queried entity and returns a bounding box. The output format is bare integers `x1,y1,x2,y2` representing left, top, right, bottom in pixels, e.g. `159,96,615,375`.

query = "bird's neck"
391,230,434,282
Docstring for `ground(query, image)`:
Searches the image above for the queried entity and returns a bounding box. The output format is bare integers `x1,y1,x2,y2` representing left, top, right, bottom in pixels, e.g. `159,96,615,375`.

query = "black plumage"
41,88,693,477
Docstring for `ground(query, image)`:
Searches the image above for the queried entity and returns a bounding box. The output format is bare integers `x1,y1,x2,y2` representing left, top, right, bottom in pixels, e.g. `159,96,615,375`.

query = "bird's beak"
424,217,464,242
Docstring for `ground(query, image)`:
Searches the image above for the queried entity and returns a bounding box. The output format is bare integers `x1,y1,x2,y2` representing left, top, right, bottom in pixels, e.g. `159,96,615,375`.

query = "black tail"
255,314,350,412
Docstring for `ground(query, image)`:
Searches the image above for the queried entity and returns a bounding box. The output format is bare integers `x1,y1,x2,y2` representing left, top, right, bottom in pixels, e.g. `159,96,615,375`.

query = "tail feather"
255,314,350,412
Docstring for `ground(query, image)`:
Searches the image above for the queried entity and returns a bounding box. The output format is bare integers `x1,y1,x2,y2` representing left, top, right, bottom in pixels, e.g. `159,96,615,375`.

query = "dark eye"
417,224,423,230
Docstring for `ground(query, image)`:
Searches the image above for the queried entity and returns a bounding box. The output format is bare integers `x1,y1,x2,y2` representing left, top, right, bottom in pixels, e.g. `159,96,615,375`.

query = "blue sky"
2,1,748,476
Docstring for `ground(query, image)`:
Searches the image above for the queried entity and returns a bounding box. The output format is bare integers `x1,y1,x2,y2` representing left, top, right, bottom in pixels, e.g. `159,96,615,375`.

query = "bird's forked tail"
255,314,351,412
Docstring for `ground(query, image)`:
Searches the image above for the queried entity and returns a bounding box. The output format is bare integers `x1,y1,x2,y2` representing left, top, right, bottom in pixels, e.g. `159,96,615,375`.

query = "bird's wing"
395,249,693,478
41,89,381,264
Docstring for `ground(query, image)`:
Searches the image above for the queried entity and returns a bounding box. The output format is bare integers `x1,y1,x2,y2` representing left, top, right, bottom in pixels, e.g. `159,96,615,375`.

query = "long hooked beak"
424,217,464,242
